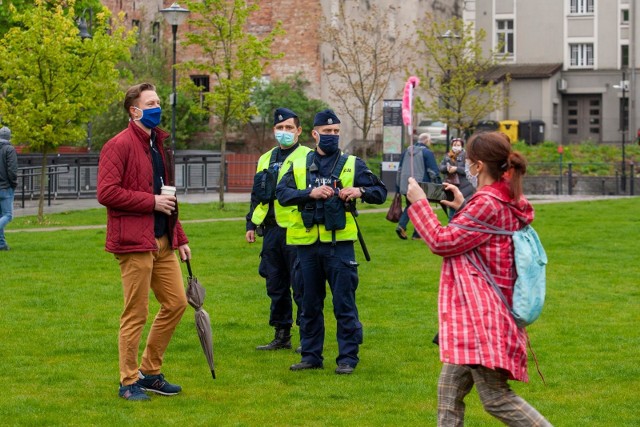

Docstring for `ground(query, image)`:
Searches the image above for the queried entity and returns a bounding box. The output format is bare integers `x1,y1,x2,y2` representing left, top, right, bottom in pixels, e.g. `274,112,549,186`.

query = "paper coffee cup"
160,185,176,196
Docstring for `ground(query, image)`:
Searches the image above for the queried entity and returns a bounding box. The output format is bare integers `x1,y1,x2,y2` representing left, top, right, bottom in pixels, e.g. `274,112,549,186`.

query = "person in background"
406,131,552,426
0,126,17,251
439,137,475,219
395,133,440,240
276,109,387,375
245,107,311,352
97,83,190,401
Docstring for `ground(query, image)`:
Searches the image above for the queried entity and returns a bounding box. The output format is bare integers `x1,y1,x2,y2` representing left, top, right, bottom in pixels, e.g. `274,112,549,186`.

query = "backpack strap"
450,214,516,320
268,147,280,169
454,213,513,235
331,153,349,181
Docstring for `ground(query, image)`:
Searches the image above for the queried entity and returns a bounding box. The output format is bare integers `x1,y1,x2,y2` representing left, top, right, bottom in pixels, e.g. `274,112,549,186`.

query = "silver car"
415,119,447,143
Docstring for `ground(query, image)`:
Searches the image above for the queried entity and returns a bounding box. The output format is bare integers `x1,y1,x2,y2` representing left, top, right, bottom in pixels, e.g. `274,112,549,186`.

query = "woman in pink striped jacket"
407,132,552,427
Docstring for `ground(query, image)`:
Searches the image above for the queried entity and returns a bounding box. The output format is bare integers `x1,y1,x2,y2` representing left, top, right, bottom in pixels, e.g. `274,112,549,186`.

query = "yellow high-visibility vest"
286,153,357,245
251,144,312,228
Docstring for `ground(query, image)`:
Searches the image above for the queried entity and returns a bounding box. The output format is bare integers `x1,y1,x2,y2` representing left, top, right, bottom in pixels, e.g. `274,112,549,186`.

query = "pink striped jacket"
408,181,534,382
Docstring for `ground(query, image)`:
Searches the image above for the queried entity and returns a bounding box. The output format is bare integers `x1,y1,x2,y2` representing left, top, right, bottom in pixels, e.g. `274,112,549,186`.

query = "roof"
481,63,563,82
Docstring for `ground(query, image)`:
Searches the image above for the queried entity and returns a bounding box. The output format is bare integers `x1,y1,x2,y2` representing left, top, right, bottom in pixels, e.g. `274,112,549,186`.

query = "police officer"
246,108,312,351
276,109,387,374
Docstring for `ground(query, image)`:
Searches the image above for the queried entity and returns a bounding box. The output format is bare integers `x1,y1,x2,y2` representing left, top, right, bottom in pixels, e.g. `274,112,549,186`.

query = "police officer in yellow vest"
246,107,312,351
276,109,387,374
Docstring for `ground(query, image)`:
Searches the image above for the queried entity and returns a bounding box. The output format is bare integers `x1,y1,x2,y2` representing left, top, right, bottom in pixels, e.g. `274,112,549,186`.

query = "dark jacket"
97,121,188,254
0,139,18,190
439,149,475,199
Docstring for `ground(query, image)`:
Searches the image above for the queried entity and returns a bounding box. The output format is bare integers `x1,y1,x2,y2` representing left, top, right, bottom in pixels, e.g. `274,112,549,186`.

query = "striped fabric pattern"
408,181,534,382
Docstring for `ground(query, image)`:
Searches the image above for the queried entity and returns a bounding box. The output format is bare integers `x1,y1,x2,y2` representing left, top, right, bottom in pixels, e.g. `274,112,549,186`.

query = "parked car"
415,119,447,144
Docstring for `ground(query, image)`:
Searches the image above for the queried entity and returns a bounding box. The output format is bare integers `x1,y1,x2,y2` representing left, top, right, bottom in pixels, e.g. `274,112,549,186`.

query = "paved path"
13,192,251,218
8,192,632,234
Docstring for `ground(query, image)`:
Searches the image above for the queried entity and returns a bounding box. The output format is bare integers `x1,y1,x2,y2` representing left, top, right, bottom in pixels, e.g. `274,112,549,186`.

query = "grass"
1,198,639,426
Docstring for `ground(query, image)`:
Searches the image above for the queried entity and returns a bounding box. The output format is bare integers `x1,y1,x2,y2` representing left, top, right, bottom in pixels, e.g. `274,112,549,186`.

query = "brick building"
100,0,461,152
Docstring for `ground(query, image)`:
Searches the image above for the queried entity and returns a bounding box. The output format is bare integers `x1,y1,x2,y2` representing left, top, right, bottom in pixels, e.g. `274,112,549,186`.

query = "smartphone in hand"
418,182,455,203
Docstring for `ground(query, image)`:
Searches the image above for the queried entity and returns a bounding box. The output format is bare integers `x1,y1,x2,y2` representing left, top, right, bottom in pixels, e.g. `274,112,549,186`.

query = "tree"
0,0,136,221
181,0,282,208
250,73,329,149
90,23,208,150
0,0,103,36
414,15,509,139
321,3,407,158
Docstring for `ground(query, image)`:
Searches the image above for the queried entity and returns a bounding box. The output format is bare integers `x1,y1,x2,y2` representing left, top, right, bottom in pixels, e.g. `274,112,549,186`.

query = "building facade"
465,0,638,144
100,0,461,151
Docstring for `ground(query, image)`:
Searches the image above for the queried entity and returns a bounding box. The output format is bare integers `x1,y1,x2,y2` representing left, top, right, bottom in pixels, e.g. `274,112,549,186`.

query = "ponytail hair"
466,131,528,201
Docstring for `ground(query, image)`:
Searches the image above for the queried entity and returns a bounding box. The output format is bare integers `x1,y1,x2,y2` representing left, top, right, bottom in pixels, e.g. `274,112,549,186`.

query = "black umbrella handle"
185,258,193,278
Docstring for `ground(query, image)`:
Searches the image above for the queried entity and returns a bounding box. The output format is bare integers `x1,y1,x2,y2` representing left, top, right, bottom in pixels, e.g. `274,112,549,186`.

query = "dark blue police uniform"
276,110,387,372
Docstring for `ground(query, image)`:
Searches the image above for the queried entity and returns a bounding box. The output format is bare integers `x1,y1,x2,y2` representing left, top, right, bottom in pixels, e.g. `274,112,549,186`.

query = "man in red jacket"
97,83,191,401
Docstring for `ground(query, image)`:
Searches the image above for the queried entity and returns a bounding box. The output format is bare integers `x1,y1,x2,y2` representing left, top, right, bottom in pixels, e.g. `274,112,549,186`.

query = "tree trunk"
218,124,227,208
37,151,48,223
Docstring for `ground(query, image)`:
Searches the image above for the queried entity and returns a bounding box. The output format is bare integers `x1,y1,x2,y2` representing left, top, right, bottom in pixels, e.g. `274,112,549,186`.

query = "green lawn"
0,198,639,426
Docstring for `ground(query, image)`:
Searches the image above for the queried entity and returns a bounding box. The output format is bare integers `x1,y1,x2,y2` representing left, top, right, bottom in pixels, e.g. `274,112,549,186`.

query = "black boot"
256,327,292,350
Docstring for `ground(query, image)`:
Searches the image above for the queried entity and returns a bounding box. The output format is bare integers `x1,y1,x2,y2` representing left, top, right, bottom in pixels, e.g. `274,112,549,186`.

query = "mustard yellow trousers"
115,235,187,386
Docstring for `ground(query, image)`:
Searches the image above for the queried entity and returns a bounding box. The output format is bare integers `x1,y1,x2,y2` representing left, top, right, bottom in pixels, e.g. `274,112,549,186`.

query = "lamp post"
614,70,629,192
160,2,190,152
77,9,93,150
438,30,461,152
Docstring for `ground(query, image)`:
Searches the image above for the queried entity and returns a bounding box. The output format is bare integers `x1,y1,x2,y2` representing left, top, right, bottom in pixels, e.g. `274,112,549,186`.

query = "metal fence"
16,153,637,202
16,152,259,202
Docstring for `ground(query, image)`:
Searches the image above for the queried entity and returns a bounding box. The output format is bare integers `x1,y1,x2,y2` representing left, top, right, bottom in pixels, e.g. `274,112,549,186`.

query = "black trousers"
258,225,302,328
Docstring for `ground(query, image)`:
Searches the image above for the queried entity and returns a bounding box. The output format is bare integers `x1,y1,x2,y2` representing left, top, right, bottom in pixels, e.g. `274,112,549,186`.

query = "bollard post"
568,163,573,195
630,163,635,196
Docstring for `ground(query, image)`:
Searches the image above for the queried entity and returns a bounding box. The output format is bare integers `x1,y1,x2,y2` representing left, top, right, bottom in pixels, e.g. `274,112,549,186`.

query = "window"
621,8,629,24
131,19,141,34
621,44,629,68
191,75,210,92
570,0,594,14
496,20,514,55
151,22,160,44
553,102,559,126
570,43,594,67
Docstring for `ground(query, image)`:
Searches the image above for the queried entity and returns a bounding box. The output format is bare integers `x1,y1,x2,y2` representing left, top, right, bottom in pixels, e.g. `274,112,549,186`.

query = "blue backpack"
453,212,547,328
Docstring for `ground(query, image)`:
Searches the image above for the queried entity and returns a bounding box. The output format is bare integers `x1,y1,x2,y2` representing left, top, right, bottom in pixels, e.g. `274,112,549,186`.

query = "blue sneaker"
118,383,150,401
137,371,182,396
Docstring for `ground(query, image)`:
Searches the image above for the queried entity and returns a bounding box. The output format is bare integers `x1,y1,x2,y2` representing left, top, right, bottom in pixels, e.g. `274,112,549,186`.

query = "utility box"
499,120,519,143
518,120,545,145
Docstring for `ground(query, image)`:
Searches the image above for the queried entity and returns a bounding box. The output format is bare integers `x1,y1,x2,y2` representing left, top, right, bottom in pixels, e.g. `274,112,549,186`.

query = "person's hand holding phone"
441,183,464,210
407,177,426,204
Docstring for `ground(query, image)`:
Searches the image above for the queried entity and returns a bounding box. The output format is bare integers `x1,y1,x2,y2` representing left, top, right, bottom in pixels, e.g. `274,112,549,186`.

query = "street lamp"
160,2,190,152
438,30,461,152
614,70,629,193
77,9,93,150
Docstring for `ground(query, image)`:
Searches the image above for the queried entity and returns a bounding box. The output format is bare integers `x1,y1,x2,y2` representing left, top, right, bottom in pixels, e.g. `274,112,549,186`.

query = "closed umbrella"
185,259,216,379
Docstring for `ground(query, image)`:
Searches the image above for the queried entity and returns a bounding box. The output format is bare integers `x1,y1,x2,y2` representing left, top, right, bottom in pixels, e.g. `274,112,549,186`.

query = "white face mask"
452,146,462,153
465,161,478,188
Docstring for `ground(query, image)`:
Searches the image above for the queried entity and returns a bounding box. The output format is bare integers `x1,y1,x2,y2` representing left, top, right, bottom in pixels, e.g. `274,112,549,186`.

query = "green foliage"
0,0,136,220
181,0,282,135
89,22,208,150
180,0,283,206
414,15,508,136
0,0,136,151
250,73,330,147
2,199,640,425
0,0,103,37
514,140,640,176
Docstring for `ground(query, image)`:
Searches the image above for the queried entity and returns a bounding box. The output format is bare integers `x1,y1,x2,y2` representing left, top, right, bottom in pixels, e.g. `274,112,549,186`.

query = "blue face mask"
134,106,162,129
274,130,296,147
317,133,340,155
